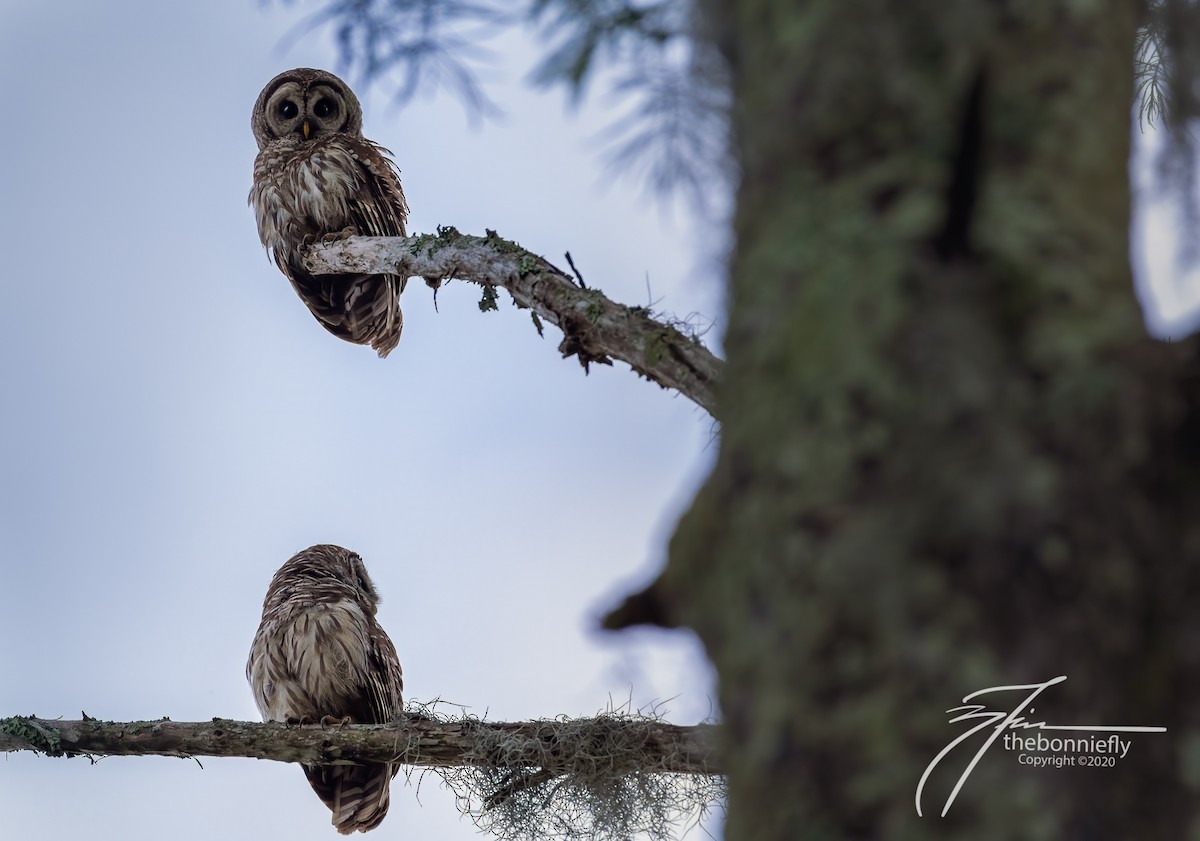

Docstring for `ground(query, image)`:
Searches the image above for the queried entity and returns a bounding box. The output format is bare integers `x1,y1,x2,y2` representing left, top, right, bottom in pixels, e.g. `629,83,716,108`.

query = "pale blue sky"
1131,125,1200,336
0,2,722,839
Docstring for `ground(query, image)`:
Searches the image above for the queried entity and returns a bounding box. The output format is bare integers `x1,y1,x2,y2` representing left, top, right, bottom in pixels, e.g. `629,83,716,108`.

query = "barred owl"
247,544,405,834
249,68,409,357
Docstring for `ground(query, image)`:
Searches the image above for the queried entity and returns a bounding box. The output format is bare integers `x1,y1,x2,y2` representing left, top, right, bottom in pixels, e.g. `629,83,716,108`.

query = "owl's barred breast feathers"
251,137,406,272
247,544,404,834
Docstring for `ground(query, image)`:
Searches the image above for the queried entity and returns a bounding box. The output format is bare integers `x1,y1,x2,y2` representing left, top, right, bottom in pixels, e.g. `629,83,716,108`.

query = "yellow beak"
302,120,311,140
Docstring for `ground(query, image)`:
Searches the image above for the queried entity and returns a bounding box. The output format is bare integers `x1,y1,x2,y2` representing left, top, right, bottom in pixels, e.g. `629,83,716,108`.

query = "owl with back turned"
250,68,408,357
247,544,405,834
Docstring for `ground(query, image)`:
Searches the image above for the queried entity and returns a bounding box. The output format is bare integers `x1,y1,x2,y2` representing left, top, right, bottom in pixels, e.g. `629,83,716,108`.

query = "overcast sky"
3,3,1198,841
0,2,724,839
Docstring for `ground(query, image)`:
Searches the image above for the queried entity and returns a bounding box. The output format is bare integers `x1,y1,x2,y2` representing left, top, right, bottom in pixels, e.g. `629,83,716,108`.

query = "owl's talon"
318,714,354,729
321,227,357,244
285,715,313,728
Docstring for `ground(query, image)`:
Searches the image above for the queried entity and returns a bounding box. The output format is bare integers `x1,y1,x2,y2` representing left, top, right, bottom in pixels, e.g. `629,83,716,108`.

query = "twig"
565,251,588,288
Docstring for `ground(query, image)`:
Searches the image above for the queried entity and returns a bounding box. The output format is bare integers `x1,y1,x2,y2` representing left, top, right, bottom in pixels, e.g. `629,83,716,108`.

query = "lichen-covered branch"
0,713,721,776
302,229,722,417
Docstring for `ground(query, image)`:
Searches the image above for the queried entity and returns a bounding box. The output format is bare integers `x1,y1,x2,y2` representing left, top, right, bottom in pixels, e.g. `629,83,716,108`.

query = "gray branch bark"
303,229,722,417
0,714,721,775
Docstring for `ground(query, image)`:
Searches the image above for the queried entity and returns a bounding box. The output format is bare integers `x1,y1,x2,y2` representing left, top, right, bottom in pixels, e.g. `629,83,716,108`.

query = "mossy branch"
0,713,721,775
302,228,722,417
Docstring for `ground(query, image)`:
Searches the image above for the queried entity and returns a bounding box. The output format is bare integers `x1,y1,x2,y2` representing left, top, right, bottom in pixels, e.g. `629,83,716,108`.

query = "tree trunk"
616,1,1200,837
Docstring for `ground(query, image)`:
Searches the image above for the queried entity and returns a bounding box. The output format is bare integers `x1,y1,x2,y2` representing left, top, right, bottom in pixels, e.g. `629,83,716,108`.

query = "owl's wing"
343,137,409,242
311,604,401,725
363,621,404,723
302,611,404,834
287,136,409,357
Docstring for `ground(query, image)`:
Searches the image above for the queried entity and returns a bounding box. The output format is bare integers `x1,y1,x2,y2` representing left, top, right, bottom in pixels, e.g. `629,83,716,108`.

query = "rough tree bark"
304,229,722,417
0,715,720,775
607,2,1200,840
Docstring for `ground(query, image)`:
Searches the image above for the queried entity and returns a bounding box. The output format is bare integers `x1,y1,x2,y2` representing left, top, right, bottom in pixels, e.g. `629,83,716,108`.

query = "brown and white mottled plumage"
249,68,408,357
247,544,404,834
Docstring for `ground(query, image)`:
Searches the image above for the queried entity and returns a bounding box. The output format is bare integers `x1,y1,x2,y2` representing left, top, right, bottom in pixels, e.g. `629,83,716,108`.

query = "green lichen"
434,224,460,242
485,230,524,255
644,331,669,366
584,293,604,324
517,254,540,276
480,230,541,276
2,716,63,756
479,286,499,312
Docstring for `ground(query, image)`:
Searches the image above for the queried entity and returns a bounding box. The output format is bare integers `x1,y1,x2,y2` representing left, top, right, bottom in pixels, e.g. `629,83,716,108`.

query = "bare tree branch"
0,713,721,776
303,229,722,417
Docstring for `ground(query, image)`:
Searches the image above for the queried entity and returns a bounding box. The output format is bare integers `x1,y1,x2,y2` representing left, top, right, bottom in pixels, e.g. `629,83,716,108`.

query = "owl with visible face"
250,68,408,357
247,544,405,834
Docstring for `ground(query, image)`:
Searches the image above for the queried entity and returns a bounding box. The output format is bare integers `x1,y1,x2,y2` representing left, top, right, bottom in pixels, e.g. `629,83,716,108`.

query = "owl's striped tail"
303,761,395,834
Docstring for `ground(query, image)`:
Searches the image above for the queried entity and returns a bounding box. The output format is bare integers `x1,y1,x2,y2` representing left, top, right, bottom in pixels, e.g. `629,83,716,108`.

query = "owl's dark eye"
314,98,337,119
278,100,299,119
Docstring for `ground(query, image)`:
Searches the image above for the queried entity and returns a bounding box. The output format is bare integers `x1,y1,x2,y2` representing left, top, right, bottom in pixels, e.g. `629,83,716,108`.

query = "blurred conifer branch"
266,0,733,207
